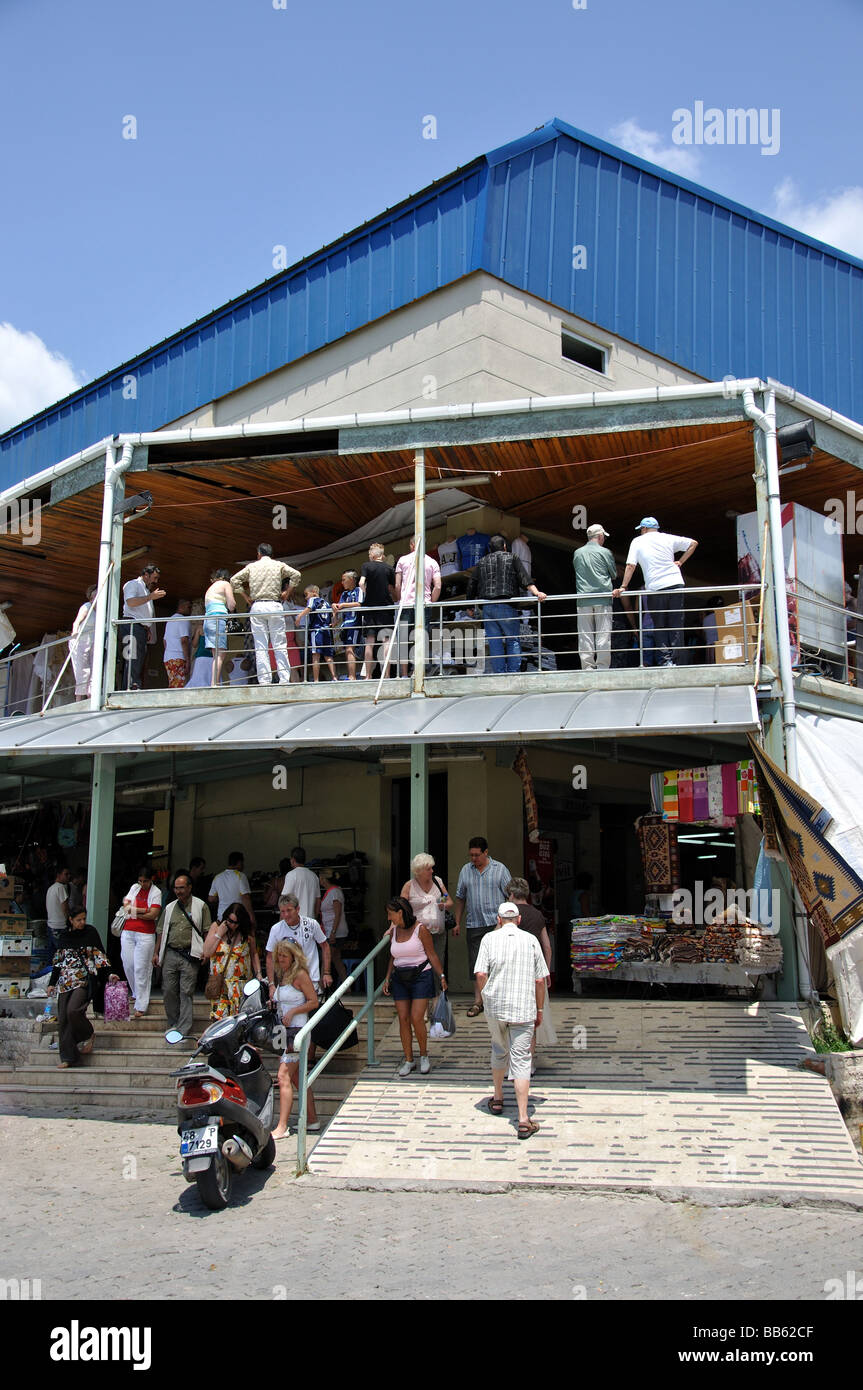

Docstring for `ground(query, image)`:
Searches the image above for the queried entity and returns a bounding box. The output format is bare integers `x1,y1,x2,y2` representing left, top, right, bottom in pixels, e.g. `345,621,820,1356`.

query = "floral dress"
209,935,253,1020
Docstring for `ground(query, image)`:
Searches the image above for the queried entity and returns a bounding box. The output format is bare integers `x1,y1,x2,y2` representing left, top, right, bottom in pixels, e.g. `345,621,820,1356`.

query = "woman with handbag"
271,939,320,1139
382,896,446,1077
47,908,119,1067
201,901,261,1021
400,852,452,1023
119,863,162,1018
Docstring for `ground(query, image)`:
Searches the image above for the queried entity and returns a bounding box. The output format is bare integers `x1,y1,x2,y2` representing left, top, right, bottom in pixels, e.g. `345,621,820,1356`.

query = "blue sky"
1,0,861,429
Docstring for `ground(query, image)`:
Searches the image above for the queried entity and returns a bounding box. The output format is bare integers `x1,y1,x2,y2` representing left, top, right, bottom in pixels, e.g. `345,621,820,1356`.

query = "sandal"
517,1120,540,1141
466,1003,484,1017
487,1096,504,1115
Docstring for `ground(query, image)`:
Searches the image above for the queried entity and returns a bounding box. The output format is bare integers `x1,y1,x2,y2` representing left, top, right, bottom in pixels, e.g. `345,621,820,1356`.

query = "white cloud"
773,179,863,259
0,322,85,434
609,119,702,178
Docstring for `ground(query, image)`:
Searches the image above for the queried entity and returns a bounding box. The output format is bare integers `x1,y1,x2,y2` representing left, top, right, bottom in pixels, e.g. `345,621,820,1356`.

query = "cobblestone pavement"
3,1113,862,1301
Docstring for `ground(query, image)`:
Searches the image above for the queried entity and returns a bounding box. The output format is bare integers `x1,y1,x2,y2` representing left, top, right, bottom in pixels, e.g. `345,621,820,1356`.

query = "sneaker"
419,1055,430,1074
398,1060,416,1077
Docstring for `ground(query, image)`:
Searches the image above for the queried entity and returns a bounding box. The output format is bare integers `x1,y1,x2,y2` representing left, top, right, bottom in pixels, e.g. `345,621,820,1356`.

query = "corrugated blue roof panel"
0,163,485,487
3,117,862,492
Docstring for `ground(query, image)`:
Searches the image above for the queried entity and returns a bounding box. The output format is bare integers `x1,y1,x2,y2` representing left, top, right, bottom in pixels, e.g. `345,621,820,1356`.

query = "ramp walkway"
307,1000,863,1207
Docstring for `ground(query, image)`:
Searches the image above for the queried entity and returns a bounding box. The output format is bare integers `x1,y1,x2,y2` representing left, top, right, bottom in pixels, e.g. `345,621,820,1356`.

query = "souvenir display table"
570,916,782,993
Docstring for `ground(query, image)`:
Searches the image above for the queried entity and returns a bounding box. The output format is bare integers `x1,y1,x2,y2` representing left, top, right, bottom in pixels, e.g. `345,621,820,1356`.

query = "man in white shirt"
280,846,321,920
208,851,256,926
121,564,166,690
46,867,71,947
163,599,193,688
475,902,549,1140
615,517,698,668
265,895,332,992
394,539,441,677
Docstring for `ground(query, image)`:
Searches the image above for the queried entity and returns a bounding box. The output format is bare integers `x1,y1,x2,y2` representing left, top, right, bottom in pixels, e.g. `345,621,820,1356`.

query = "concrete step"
24,1044,366,1072
0,1081,346,1118
2,1066,359,1097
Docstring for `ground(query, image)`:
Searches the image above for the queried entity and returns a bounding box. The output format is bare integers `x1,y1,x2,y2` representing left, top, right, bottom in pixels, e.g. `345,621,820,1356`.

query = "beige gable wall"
169,271,703,430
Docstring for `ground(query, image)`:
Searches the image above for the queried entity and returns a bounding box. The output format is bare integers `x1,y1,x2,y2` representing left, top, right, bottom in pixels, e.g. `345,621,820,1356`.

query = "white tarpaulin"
287,489,481,568
797,712,863,1044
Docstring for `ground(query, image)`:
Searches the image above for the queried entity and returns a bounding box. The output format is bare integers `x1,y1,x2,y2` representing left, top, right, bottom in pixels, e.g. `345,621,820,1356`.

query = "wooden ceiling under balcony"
2,418,859,646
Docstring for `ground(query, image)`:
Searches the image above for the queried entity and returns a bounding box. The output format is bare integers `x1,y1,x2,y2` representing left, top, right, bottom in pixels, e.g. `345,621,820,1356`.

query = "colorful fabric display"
662,770,679,821
721,763,739,818
708,765,724,819
691,767,710,821
677,768,694,822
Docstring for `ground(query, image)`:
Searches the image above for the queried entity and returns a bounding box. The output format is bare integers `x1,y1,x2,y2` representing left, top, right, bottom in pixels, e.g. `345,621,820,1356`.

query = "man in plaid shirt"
475,902,549,1140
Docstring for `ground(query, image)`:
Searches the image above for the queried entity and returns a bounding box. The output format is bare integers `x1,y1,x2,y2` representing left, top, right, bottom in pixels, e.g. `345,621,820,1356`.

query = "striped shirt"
474,924,549,1022
455,856,512,930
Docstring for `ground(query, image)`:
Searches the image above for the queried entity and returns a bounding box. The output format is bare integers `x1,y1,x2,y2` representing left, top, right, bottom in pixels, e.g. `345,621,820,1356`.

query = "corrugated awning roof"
0,687,759,755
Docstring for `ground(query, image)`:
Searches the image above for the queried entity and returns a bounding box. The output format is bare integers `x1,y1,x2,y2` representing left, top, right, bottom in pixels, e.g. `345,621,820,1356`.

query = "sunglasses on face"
225,917,238,925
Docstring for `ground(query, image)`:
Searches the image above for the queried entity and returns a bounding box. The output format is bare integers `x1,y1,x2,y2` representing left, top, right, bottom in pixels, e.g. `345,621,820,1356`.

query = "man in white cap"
573,523,618,671
474,902,549,1140
614,518,698,667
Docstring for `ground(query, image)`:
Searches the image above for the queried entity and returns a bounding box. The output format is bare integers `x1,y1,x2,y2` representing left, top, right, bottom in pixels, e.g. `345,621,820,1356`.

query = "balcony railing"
5,581,861,717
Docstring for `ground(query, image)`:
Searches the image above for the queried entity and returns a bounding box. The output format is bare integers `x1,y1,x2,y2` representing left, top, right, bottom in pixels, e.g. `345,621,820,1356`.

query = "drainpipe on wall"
742,388,814,1003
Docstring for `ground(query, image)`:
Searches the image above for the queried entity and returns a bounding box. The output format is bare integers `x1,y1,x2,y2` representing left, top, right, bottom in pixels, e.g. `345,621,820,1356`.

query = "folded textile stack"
621,932,654,962
652,929,705,964
703,924,742,963
571,915,654,974
735,926,783,970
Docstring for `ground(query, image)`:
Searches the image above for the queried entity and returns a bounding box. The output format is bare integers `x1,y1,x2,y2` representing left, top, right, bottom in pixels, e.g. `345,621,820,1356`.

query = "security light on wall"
777,419,815,474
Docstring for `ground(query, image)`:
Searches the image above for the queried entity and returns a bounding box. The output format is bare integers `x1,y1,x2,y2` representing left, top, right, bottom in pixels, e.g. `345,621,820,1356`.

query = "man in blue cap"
614,518,698,667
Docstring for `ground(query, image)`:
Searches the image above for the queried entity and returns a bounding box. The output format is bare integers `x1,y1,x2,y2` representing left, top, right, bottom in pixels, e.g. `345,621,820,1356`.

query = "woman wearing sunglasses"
201,901,261,1020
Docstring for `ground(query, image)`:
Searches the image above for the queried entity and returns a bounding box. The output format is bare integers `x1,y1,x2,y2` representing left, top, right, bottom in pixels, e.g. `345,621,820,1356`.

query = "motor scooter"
167,978,278,1209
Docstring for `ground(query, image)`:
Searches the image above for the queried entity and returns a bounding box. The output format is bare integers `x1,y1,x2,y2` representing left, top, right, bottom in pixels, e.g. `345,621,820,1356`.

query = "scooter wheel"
251,1134,277,1170
195,1148,232,1210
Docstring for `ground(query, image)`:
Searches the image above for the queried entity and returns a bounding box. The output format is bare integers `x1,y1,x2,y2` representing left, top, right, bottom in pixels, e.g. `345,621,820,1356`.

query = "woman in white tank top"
400,852,452,1022
271,939,319,1140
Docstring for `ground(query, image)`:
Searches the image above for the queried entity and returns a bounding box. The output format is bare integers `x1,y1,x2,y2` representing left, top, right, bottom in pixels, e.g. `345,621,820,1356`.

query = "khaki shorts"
486,1015,534,1079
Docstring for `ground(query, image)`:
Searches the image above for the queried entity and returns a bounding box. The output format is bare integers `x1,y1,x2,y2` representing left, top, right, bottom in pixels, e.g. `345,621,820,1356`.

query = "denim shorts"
390,965,434,1001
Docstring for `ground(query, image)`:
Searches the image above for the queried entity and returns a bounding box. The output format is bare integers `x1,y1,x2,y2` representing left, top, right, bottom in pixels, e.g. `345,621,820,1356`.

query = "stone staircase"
0,994,395,1124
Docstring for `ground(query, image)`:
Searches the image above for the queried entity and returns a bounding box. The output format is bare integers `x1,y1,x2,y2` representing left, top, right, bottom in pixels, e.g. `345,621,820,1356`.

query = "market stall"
571,758,783,994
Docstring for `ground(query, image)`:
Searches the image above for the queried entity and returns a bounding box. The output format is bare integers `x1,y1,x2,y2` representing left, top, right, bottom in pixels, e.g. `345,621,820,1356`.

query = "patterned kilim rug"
749,736,863,949
635,813,680,894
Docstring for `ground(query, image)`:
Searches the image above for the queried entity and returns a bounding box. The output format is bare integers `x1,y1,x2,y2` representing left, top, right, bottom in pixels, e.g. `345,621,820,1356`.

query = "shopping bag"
431,990,455,1037
110,907,127,938
535,994,557,1046
103,981,130,1022
313,994,358,1050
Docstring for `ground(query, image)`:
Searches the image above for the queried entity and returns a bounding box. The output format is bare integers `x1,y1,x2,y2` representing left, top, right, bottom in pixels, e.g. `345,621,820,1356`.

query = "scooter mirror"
243,979,262,997
165,1029,184,1044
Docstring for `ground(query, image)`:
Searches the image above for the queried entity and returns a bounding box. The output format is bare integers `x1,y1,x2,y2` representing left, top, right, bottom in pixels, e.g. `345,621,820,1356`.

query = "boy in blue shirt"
333,569,363,680
296,585,337,682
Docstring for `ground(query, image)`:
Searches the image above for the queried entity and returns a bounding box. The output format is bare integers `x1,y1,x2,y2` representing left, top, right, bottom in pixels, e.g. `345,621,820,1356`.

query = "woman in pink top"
382,897,445,1077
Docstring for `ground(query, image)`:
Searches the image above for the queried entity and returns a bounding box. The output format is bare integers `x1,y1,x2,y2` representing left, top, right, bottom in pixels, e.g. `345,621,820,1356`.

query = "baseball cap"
636,516,659,530
498,902,520,919
587,523,609,539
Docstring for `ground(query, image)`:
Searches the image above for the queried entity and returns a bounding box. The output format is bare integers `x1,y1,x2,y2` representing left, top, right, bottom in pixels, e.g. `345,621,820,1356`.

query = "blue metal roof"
3,117,862,489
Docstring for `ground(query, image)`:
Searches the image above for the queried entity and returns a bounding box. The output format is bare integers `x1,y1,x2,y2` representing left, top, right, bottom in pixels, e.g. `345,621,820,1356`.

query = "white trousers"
120,930,156,1014
69,637,93,698
577,603,613,670
249,602,290,685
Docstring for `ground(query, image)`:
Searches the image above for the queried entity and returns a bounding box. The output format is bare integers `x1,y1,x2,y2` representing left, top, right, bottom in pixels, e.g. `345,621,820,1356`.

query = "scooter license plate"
180,1124,219,1156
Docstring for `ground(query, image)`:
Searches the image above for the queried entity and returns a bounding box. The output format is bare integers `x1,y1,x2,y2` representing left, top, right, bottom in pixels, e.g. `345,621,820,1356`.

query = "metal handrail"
292,933,390,1175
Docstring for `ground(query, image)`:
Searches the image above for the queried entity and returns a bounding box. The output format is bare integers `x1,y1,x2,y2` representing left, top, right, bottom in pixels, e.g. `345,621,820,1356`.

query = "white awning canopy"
0,686,759,755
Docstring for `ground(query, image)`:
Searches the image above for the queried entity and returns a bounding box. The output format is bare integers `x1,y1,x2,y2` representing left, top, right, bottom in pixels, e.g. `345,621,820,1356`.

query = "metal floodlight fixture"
0,801,39,816
391,475,493,494
115,490,154,519
777,419,815,469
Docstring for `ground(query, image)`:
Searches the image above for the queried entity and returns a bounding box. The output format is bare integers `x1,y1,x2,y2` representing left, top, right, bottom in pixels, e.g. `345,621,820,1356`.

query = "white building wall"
169,272,703,431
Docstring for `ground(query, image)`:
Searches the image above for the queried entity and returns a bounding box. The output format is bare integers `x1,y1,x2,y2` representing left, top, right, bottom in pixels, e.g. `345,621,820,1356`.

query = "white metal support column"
410,743,429,863
412,447,426,697
86,753,117,947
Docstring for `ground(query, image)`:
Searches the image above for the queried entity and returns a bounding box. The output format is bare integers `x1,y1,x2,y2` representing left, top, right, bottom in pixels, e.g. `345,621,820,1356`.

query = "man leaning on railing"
466,535,547,675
